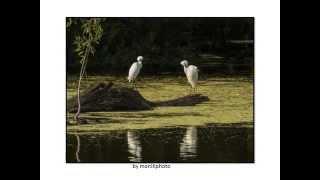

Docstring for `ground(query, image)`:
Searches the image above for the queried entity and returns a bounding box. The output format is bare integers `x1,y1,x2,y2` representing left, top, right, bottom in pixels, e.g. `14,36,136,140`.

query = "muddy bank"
67,82,209,113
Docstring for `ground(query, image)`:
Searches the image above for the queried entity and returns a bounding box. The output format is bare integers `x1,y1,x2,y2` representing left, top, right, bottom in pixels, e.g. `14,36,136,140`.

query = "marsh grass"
67,75,253,133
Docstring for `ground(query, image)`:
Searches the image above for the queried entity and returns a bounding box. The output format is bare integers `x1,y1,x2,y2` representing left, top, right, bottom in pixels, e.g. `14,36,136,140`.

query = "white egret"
180,60,199,93
128,56,143,89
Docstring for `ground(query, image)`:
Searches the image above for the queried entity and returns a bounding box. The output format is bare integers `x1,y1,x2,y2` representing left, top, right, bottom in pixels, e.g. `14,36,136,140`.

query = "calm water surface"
67,125,253,163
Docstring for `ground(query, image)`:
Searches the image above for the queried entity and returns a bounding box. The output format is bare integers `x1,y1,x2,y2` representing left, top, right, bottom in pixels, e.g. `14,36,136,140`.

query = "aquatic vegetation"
67,75,253,133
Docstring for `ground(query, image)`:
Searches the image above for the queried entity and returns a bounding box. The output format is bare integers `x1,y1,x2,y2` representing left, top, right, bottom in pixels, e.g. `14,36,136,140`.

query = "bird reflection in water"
127,131,142,162
180,127,197,160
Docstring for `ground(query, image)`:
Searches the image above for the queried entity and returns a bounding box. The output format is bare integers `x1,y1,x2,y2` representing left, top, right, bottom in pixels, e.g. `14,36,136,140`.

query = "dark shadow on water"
153,94,210,107
67,124,254,163
68,112,204,126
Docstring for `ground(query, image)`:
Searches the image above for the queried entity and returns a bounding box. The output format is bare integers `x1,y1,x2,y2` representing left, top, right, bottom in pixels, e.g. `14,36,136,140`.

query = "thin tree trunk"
74,48,89,122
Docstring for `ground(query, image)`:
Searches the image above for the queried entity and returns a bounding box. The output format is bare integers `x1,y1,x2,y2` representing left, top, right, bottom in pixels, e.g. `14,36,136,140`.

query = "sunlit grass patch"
67,75,253,133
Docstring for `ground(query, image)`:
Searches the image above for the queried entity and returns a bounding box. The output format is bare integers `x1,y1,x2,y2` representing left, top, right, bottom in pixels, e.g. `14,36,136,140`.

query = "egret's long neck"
183,65,188,74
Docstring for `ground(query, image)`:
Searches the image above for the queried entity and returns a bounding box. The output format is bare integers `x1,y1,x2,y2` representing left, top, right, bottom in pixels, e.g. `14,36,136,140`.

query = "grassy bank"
67,75,253,134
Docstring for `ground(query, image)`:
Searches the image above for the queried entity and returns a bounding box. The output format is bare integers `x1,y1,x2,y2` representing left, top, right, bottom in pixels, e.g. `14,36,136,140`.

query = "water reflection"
67,125,253,163
127,131,142,162
180,127,197,160
76,135,81,162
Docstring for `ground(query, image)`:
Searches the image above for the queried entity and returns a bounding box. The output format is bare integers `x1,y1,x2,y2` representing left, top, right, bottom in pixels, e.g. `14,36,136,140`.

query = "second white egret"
180,60,199,93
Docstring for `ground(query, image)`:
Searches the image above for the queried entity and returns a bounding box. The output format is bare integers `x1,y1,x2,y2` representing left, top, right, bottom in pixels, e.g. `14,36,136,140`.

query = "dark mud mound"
67,83,210,113
67,82,153,112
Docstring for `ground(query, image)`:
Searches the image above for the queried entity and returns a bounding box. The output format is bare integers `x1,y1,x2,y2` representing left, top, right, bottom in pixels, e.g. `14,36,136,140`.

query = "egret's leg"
134,81,137,90
133,81,137,90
